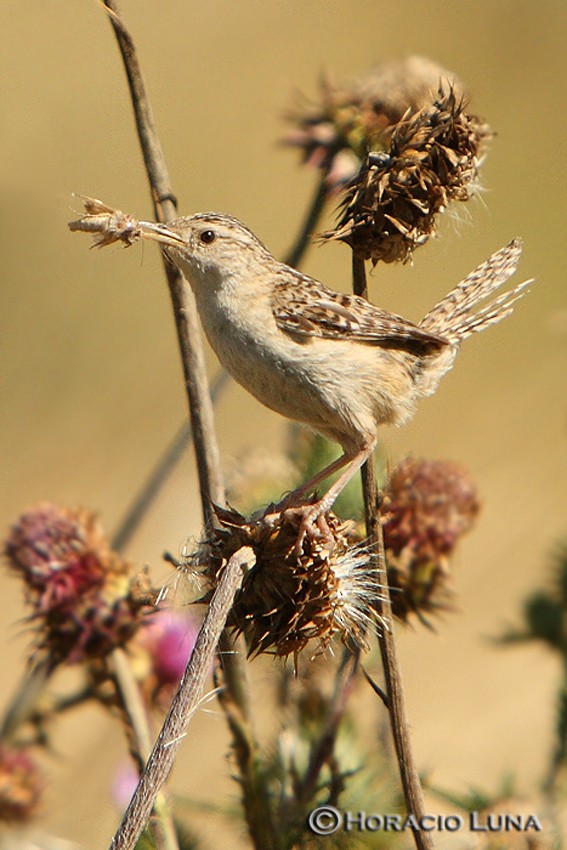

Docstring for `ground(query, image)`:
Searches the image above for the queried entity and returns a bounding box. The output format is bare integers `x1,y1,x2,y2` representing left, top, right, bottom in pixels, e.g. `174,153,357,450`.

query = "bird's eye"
200,230,216,244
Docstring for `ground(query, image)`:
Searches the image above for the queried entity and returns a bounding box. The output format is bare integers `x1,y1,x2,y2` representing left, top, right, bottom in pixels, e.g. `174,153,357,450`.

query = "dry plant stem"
103,0,224,525
299,648,359,805
215,635,278,850
108,547,251,850
0,657,52,743
111,648,178,850
99,6,269,848
284,175,329,267
351,254,433,850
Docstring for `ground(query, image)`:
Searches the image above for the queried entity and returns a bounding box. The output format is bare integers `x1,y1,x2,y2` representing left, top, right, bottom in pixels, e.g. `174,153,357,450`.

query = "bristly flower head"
283,56,491,264
188,504,385,664
326,87,492,264
382,458,480,620
4,503,155,664
283,56,465,191
0,746,43,823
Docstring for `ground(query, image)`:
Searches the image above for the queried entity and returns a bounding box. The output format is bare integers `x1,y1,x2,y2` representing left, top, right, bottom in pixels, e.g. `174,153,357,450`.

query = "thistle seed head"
190,504,385,663
283,57,466,191
4,504,155,664
382,458,480,620
325,88,492,264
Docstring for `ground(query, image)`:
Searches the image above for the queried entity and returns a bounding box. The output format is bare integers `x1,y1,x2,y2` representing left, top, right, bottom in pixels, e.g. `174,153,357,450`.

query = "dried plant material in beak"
69,195,187,253
68,195,143,248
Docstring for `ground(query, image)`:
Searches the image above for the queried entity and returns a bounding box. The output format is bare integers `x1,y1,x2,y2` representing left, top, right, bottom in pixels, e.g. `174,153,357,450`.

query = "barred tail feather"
447,278,532,340
421,238,531,343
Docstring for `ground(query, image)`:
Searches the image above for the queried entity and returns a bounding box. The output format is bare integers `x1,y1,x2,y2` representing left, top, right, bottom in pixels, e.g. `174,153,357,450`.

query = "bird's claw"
283,503,334,558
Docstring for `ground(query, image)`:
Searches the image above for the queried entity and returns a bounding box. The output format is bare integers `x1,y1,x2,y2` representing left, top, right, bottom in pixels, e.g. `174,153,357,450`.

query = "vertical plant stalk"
110,648,179,850
297,648,359,806
215,632,279,850
100,5,271,849
103,0,224,525
351,254,433,850
108,546,252,850
284,175,328,267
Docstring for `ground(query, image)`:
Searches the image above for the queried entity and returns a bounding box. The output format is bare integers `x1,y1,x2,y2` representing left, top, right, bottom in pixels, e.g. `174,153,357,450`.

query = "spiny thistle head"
0,746,43,824
382,458,480,620
4,503,155,664
283,56,466,190
325,87,492,263
189,504,384,663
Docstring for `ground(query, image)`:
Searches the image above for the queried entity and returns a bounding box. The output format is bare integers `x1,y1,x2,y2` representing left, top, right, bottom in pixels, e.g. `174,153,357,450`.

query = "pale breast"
195,287,416,451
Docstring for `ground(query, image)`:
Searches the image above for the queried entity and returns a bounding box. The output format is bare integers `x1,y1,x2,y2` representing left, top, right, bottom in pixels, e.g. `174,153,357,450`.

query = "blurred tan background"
1,1,566,847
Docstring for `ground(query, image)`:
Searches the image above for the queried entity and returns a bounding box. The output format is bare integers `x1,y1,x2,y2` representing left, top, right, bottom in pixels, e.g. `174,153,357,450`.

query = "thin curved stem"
352,253,433,850
109,547,251,850
103,0,225,524
99,8,268,850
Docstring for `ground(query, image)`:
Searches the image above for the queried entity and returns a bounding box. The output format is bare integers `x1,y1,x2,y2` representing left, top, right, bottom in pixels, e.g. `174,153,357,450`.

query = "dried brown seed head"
325,88,492,263
282,57,466,191
4,504,156,664
188,504,384,664
382,458,480,620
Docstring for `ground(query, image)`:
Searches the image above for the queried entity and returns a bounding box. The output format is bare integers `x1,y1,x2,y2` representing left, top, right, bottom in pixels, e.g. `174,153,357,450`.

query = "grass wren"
138,214,529,544
70,202,530,547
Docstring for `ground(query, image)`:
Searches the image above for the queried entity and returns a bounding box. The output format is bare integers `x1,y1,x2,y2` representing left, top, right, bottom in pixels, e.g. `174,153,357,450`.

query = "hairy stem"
100,6,268,849
103,0,224,523
108,547,252,850
351,253,433,850
110,648,178,850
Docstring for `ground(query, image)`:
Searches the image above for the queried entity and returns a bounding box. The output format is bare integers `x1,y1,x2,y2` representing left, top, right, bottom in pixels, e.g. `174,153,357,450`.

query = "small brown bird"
136,214,529,544
69,202,530,545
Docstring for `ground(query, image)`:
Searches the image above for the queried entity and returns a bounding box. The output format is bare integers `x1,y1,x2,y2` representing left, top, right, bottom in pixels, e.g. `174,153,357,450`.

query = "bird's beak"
138,221,186,250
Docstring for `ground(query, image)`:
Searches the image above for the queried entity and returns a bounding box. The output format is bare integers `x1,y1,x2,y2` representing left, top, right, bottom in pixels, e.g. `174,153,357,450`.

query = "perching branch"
109,648,179,850
108,546,252,850
103,0,225,525
98,7,269,850
351,253,434,850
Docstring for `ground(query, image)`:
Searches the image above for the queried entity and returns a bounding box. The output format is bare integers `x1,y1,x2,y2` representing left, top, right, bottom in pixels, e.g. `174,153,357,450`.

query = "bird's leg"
277,451,352,508
286,441,376,556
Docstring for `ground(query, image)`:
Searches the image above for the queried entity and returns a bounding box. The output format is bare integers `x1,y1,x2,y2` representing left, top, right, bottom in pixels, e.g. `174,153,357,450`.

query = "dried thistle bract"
283,56,465,190
325,88,492,264
190,503,384,662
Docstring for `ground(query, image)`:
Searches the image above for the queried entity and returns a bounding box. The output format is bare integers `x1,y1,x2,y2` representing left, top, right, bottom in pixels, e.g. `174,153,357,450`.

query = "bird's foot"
283,501,334,558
